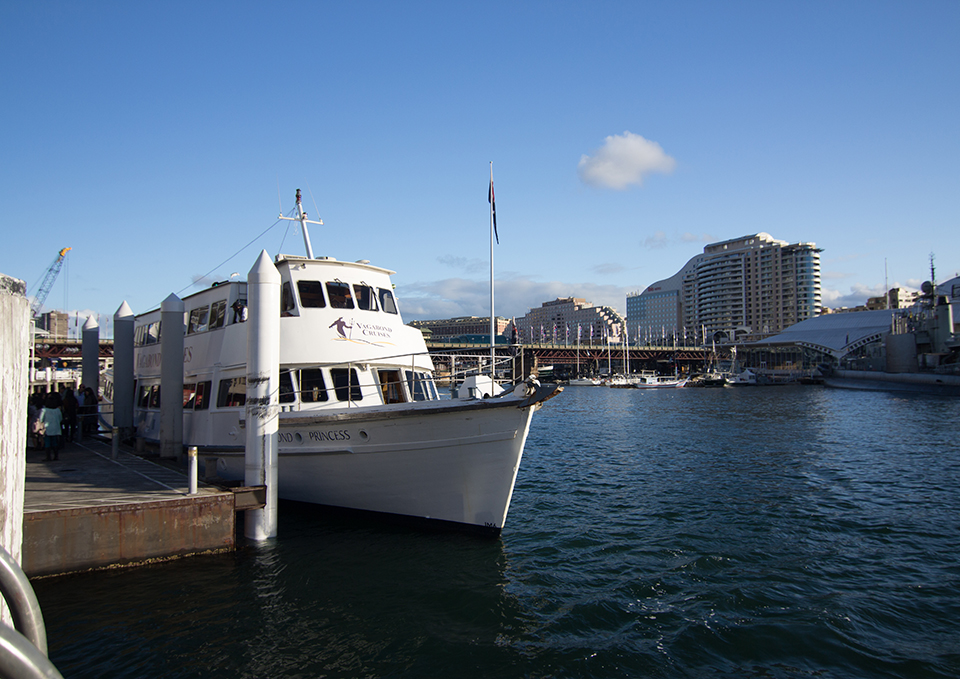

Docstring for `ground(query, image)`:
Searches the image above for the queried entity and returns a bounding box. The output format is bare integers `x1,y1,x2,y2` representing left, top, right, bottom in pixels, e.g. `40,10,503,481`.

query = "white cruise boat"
632,371,688,389
127,191,561,534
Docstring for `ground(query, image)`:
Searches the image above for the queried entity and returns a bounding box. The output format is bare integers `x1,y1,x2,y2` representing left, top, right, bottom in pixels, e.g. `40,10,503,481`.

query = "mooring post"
245,250,280,540
113,301,135,439
0,273,29,628
188,446,198,495
81,315,99,435
159,294,184,459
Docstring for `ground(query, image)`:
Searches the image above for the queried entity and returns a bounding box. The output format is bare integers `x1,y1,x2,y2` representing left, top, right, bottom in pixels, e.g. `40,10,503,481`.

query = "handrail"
0,547,46,654
0,626,63,679
0,545,63,678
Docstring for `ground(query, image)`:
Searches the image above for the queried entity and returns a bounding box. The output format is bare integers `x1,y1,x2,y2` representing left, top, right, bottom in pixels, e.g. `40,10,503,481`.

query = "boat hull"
823,370,960,396
208,398,539,533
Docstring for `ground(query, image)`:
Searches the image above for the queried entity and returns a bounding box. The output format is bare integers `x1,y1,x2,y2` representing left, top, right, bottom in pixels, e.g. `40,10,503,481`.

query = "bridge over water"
425,340,709,380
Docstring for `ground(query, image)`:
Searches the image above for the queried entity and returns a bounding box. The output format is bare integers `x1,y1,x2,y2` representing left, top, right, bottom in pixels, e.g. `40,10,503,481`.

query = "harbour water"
34,386,960,678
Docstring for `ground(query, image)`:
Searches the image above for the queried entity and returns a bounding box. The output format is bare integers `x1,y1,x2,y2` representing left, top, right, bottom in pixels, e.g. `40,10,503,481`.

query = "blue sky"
2,1,958,337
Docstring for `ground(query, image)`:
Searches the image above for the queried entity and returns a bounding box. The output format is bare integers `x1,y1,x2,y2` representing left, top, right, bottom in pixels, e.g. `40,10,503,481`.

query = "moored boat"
123,190,561,534
632,371,688,388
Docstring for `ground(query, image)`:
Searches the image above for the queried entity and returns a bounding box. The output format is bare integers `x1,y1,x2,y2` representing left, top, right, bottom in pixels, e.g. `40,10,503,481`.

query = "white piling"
159,294,184,460
0,274,29,628
244,250,280,540
81,314,99,395
113,301,135,435
188,446,198,495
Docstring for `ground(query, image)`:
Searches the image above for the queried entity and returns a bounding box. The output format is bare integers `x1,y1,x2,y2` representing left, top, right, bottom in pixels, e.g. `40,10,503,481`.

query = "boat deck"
22,437,237,577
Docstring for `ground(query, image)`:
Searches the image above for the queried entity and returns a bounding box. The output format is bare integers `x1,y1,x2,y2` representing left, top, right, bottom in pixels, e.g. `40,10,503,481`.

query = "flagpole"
489,162,495,380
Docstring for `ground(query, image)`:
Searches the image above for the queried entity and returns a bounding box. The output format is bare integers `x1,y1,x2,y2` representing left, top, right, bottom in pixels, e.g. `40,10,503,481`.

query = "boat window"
331,368,362,402
299,369,329,402
297,281,326,308
183,383,197,407
379,288,398,314
134,325,146,346
423,373,439,400
188,306,210,334
354,284,378,311
194,381,211,410
217,377,247,408
281,282,296,314
209,300,227,329
279,370,296,404
326,281,354,309
378,370,406,404
145,321,161,345
149,384,161,409
404,370,429,402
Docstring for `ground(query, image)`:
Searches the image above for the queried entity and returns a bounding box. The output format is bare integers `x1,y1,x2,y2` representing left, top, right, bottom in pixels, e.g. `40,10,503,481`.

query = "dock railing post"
244,250,280,540
159,294,184,460
188,446,198,495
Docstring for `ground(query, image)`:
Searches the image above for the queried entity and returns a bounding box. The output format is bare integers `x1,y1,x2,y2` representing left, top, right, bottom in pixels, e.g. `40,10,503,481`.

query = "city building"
515,297,623,344
408,316,511,340
627,232,821,343
867,287,919,310
37,310,69,338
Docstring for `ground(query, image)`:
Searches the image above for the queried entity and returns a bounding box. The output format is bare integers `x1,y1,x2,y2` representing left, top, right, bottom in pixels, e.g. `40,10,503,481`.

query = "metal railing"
0,545,63,678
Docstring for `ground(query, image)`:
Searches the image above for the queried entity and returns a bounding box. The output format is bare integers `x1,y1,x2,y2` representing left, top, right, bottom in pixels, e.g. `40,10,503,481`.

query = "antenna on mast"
278,188,323,259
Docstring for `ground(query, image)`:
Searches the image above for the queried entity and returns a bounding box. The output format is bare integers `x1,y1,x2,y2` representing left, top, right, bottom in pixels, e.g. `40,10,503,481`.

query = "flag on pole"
488,178,498,244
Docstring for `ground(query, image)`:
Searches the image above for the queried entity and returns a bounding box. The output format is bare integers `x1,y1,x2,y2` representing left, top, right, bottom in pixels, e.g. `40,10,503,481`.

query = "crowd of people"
26,385,99,461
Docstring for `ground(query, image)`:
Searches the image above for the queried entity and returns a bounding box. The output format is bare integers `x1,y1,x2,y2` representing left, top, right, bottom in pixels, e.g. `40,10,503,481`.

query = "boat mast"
278,189,323,259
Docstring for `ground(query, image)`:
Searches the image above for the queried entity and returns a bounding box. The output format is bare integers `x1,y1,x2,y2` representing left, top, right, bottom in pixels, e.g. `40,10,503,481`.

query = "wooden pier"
22,437,245,578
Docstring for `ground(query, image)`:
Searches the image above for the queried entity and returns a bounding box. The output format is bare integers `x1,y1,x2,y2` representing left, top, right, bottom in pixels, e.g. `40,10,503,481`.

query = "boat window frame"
217,377,247,408
193,380,212,410
299,368,329,403
279,369,296,404
378,288,398,314
187,306,210,335
281,282,297,315
209,300,227,330
296,280,326,308
354,284,378,311
326,281,355,309
377,369,406,404
404,370,429,402
330,367,362,402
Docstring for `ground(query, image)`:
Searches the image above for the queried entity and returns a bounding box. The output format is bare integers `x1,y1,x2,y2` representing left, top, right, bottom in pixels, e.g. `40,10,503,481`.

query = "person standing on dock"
40,395,63,461
62,387,78,443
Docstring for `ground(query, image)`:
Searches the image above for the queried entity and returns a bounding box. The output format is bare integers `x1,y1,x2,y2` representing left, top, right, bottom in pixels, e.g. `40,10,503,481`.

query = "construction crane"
30,247,71,318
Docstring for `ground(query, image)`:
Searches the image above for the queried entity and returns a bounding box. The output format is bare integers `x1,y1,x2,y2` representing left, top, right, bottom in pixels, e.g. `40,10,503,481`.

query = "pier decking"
22,438,237,577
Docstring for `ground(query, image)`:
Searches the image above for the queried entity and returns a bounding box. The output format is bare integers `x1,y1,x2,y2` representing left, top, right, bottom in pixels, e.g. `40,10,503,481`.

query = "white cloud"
578,131,676,190
821,282,887,309
437,255,486,274
644,231,668,249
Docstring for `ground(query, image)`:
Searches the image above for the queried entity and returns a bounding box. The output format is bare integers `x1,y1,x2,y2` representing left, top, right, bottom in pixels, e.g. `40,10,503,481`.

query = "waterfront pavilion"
738,309,896,373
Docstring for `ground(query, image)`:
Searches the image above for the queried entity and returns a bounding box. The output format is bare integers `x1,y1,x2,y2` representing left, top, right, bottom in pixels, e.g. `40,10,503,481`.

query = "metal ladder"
0,545,63,678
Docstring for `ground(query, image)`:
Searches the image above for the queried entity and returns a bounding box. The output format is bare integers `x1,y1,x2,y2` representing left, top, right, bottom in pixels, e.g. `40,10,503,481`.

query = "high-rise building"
627,233,821,343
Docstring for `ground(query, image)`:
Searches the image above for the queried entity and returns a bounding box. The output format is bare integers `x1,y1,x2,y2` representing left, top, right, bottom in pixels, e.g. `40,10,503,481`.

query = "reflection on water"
35,386,960,678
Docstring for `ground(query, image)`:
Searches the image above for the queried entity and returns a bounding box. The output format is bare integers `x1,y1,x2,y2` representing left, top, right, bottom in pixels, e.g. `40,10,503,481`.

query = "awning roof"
748,309,895,358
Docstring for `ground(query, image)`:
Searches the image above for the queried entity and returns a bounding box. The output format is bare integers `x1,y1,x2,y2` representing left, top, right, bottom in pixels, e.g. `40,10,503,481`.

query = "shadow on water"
34,386,960,678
